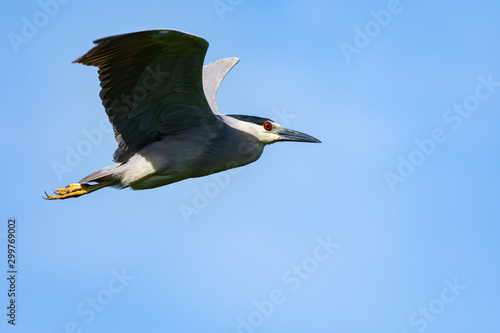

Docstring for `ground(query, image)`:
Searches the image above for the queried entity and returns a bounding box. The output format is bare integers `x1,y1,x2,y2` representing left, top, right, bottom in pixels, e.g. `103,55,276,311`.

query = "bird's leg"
43,182,108,200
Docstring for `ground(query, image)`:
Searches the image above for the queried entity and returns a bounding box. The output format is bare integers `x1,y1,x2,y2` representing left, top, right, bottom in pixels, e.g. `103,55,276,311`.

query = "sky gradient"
1,0,499,332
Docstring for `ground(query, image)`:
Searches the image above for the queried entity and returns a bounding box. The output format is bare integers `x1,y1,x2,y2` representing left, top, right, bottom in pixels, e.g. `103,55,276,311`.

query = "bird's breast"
128,124,265,188
192,137,265,178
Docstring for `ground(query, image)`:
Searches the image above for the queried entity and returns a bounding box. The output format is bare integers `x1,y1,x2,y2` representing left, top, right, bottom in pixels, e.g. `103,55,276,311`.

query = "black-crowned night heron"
44,29,320,200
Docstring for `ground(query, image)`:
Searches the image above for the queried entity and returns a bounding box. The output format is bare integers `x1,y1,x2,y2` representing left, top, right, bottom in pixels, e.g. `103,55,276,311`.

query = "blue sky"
1,0,499,332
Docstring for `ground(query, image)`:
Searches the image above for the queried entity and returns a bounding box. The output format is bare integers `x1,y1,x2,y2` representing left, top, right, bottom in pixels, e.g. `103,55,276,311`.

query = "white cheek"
263,132,279,143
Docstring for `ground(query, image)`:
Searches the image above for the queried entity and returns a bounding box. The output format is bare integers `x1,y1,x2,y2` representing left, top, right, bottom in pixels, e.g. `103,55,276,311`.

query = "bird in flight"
44,29,320,200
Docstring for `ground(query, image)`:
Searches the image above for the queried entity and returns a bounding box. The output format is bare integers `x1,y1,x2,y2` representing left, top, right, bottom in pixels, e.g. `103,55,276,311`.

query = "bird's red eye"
263,122,273,131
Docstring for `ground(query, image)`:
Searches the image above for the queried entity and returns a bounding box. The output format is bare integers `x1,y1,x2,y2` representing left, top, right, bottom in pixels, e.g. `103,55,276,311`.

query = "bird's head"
225,115,321,145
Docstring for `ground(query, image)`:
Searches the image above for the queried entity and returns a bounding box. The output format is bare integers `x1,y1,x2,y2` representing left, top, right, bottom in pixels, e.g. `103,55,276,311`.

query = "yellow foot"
43,183,90,200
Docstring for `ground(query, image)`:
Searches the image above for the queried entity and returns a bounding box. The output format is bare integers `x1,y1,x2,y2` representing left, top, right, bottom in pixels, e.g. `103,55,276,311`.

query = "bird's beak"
277,128,321,143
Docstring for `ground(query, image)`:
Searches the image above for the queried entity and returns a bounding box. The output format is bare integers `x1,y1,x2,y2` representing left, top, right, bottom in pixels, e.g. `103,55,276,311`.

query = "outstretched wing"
73,29,216,162
202,57,239,114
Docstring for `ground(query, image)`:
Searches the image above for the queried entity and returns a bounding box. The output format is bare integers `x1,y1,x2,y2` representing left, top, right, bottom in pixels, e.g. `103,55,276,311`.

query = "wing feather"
202,57,239,114
74,29,216,162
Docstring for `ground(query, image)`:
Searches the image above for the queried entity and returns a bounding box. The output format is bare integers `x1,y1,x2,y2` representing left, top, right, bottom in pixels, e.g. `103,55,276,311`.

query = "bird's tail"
79,164,121,183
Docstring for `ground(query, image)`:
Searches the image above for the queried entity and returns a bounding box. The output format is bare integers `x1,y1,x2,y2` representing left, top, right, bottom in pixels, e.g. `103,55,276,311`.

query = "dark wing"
73,29,216,162
202,57,239,114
